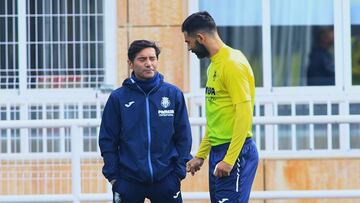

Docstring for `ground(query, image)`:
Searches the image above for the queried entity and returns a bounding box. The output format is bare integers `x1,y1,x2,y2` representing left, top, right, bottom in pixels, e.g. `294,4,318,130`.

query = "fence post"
71,125,81,203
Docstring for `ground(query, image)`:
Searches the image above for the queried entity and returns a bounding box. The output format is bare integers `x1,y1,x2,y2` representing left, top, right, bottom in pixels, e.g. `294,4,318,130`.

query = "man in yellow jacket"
182,11,259,203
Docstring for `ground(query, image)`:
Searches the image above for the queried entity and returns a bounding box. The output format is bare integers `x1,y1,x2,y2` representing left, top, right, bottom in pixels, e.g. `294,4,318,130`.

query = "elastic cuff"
223,156,235,166
195,154,207,160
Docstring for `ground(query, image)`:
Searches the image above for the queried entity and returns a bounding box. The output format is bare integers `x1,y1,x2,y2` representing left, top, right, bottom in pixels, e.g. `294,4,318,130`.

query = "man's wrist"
194,156,205,160
223,157,235,166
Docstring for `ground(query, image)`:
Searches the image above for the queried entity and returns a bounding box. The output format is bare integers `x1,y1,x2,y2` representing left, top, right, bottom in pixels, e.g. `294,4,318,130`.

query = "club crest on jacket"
161,97,171,108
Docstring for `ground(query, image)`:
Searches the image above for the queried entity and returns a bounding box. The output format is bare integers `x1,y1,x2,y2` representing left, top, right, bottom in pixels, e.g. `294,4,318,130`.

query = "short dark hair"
181,11,217,36
128,40,161,62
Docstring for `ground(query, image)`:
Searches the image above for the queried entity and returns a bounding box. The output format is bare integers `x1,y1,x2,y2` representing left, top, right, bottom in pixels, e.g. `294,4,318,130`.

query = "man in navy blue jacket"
99,40,192,203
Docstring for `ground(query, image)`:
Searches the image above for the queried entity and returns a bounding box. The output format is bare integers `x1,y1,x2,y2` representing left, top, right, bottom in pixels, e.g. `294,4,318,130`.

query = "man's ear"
196,32,206,44
127,60,133,69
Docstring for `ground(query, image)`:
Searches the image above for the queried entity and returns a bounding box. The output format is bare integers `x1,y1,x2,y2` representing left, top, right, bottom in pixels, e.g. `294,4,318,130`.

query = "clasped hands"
186,157,233,177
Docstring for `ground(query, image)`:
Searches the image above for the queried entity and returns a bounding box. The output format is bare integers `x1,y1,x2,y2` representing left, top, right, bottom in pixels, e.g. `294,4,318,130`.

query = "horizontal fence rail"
190,115,360,125
2,115,360,128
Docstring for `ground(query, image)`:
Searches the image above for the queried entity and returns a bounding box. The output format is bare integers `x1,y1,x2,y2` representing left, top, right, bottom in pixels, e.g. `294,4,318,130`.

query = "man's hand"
186,157,204,176
213,161,233,178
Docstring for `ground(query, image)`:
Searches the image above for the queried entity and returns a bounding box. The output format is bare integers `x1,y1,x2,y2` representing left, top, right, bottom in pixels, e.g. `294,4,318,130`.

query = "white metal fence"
1,116,360,202
1,93,360,201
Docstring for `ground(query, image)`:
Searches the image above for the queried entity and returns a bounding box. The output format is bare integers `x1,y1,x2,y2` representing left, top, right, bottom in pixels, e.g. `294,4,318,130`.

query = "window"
198,0,263,88
188,0,360,152
331,104,340,149
83,127,97,152
351,0,360,85
100,103,104,116
271,0,334,87
83,104,96,119
0,0,105,89
350,103,360,149
63,104,77,152
295,104,310,150
29,104,42,119
0,106,6,120
0,0,18,89
313,104,328,149
45,104,60,152
46,104,59,119
10,129,20,153
29,104,43,152
46,127,60,152
29,128,43,152
65,127,71,152
252,105,265,150
0,129,21,153
64,104,78,119
277,104,292,150
27,0,104,88
0,130,7,153
0,105,21,153
0,107,7,152
10,105,19,120
83,104,97,152
275,102,343,151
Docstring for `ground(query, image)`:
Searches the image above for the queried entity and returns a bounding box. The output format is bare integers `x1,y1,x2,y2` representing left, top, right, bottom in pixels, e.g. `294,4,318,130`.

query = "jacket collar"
122,72,164,94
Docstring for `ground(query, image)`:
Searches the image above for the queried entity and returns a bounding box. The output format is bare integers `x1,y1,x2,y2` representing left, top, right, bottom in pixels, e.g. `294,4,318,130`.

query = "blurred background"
1,0,360,202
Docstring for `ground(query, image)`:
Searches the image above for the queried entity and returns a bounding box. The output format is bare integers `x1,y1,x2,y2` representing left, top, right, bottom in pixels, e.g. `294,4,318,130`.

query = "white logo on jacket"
218,198,229,203
125,101,135,108
173,191,180,198
158,109,174,117
161,97,171,108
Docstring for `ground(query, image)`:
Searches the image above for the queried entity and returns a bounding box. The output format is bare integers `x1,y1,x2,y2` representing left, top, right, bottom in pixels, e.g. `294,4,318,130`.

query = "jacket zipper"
145,96,153,182
133,82,156,183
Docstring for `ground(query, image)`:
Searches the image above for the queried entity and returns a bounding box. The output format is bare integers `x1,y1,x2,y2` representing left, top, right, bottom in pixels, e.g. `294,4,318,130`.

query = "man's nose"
144,58,151,66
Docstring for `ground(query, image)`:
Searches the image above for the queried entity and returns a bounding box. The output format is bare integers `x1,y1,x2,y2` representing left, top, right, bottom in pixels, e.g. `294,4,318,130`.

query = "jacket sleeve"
98,93,121,182
173,90,192,179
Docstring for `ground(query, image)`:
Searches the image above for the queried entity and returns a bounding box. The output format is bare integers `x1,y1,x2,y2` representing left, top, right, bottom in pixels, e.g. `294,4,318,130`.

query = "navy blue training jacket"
99,73,192,184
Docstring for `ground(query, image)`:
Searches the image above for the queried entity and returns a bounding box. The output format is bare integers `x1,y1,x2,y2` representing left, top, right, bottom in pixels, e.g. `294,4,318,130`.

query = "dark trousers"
112,172,182,203
209,138,259,203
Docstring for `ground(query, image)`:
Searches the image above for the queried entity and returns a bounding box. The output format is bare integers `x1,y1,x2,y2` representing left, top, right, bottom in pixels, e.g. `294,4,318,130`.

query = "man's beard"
192,41,210,59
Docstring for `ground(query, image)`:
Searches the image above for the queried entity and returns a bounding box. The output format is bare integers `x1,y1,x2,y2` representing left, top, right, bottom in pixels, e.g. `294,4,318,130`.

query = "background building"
1,0,360,202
